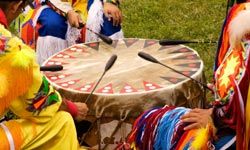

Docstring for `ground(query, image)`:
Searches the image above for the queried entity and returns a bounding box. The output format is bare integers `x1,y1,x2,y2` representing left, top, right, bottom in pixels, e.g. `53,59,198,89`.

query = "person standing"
18,0,123,65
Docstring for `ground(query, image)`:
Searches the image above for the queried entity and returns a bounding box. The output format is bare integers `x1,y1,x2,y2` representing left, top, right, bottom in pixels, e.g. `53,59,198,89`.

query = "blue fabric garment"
37,8,68,39
87,0,122,37
213,135,236,149
87,0,94,10
101,15,121,36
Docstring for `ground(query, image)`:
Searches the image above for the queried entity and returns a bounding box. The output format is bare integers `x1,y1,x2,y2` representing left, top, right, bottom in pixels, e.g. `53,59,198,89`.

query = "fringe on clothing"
36,36,68,65
85,0,104,42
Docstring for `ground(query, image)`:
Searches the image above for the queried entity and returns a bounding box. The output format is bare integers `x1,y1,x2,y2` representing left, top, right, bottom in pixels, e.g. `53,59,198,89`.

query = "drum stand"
80,116,128,150
102,120,124,150
97,118,101,150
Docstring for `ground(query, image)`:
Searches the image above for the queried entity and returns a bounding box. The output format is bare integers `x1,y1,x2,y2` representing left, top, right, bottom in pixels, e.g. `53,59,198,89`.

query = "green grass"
121,0,227,81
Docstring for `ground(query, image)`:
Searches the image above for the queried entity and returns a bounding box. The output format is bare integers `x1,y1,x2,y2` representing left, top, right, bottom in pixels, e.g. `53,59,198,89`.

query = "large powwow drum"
43,38,205,148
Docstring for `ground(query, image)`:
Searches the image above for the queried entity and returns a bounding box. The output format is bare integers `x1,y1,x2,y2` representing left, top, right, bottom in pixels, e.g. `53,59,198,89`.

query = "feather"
0,26,34,115
0,72,8,98
229,9,250,48
10,48,34,68
191,125,210,149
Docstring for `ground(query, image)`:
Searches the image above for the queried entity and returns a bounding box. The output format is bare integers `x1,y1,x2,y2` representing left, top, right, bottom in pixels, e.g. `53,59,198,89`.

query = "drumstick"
40,65,63,72
78,23,113,45
159,39,217,45
138,52,213,92
84,54,118,103
86,28,113,45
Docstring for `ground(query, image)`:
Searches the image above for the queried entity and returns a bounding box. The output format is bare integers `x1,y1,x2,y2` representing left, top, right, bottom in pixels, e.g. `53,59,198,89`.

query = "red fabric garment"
212,3,250,149
213,49,250,149
72,0,77,5
0,8,7,28
64,100,78,118
0,8,7,53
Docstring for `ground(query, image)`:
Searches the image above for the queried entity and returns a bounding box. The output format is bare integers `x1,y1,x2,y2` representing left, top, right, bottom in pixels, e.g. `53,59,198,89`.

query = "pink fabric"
65,100,78,118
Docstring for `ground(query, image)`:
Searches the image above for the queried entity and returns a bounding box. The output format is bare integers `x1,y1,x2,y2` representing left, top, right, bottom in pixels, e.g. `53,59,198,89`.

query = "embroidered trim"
26,76,59,114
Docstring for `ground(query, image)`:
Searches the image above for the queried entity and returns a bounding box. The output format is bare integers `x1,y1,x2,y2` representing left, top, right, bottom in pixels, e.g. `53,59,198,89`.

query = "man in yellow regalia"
0,0,88,149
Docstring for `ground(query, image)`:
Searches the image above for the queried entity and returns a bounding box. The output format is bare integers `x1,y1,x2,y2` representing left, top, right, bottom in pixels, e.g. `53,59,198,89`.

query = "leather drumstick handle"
40,65,63,72
78,23,113,45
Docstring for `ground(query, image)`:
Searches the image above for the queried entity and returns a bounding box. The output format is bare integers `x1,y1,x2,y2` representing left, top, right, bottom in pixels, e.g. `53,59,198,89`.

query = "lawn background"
121,0,227,89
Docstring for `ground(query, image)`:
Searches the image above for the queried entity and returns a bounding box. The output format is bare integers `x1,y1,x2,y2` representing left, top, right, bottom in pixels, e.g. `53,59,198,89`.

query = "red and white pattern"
43,39,203,96
47,74,71,81
78,83,95,92
55,52,75,59
143,81,162,91
58,79,80,88
97,83,114,94
120,84,138,93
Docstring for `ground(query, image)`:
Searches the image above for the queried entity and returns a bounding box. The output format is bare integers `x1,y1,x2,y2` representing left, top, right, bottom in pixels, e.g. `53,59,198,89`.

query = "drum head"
43,38,204,117
43,38,203,94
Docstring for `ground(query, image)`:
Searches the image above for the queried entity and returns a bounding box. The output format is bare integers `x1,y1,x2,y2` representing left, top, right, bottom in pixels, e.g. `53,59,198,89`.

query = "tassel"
154,107,189,150
127,108,160,149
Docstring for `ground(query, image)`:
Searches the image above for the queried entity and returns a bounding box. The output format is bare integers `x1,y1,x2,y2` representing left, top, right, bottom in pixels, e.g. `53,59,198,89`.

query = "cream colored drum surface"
43,38,205,148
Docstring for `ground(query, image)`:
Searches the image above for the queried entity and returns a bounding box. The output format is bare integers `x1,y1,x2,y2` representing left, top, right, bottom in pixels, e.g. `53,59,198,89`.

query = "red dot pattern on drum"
97,83,114,94
120,84,138,93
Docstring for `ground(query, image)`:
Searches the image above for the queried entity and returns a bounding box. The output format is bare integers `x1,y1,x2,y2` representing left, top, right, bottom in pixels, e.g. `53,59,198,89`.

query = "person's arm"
70,0,88,23
47,0,85,28
103,0,122,26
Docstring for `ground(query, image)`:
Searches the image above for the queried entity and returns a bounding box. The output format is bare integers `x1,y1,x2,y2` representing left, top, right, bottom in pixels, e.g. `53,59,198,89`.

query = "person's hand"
67,10,83,28
103,2,122,26
73,102,89,122
180,108,213,130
